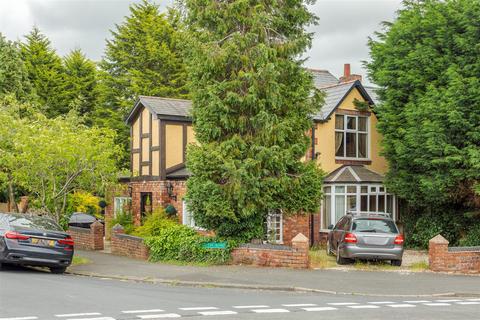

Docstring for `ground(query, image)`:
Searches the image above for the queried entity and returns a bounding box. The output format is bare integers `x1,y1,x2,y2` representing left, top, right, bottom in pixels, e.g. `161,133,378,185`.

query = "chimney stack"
339,63,362,83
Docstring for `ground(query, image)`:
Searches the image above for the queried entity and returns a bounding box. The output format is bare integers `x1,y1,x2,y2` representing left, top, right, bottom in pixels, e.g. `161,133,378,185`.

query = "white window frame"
320,184,396,231
113,197,131,218
182,200,204,230
266,210,283,244
335,114,370,160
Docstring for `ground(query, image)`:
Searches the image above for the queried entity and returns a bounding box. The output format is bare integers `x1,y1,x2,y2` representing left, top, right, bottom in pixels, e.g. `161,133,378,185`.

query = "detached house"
109,63,397,245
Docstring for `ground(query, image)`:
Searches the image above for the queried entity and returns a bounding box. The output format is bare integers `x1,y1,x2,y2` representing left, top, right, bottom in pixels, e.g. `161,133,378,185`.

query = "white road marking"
179,307,218,311
252,309,290,313
138,314,181,319
467,298,480,301
233,305,269,309
198,311,237,316
56,314,102,318
435,299,461,302
122,309,164,314
302,307,337,312
282,304,317,307
456,302,480,305
368,301,395,304
66,318,115,320
0,317,38,320
404,300,430,303
423,303,451,306
347,305,380,309
387,304,416,308
327,302,359,306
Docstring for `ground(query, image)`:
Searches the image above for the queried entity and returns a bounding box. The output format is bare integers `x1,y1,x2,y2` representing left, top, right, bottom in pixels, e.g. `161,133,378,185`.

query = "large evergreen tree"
97,0,188,167
0,34,34,101
367,0,480,215
20,27,67,117
183,0,324,240
63,49,99,124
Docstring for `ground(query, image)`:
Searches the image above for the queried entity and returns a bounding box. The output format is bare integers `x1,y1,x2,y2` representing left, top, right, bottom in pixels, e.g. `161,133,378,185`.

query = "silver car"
326,212,404,266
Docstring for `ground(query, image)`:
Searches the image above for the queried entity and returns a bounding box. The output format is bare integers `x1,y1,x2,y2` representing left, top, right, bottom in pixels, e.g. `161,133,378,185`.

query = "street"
1,265,479,320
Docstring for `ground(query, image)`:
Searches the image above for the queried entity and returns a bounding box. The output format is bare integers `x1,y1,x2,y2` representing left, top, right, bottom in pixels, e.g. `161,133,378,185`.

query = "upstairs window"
335,115,368,159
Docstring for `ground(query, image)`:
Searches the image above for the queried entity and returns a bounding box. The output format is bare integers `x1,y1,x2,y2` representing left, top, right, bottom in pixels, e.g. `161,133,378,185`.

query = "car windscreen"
352,218,398,234
7,215,63,231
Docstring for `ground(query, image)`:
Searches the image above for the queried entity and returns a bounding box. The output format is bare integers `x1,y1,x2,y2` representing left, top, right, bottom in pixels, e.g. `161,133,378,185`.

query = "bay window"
321,184,396,229
335,114,368,159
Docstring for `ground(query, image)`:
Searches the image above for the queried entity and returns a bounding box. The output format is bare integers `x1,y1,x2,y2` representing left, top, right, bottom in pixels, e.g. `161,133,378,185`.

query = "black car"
0,213,74,273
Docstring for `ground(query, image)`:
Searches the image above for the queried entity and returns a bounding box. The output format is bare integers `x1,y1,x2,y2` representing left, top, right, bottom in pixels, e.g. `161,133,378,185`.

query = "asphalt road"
1,265,479,320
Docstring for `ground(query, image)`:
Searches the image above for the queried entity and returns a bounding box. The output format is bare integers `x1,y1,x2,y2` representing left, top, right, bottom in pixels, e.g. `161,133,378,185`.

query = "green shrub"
110,210,134,234
459,224,480,247
134,210,233,264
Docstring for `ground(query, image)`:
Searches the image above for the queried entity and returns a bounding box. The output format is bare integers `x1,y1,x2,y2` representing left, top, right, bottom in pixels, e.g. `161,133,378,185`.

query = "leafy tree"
183,0,324,240
0,34,34,101
0,96,120,223
98,0,188,167
20,27,67,117
63,49,99,124
367,0,480,216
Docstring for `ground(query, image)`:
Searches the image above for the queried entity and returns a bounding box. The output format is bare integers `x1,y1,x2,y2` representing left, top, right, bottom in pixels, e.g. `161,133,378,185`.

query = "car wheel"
326,240,333,256
49,266,67,274
391,260,402,267
336,245,350,265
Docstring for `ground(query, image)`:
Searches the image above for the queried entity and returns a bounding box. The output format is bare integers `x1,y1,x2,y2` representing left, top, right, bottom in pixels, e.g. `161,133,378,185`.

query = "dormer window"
335,114,368,159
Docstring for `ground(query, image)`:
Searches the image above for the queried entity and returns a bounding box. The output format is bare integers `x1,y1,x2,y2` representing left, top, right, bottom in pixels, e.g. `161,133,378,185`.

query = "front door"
140,192,152,222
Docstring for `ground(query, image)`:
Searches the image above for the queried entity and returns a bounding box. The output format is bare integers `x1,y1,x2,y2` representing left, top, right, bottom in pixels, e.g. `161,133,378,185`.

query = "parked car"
326,212,404,266
0,212,74,273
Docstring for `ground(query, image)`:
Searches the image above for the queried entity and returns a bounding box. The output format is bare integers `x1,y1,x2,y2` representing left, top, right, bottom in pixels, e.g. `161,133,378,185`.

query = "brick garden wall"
283,215,310,246
429,234,480,274
231,233,309,268
68,221,104,251
111,225,149,260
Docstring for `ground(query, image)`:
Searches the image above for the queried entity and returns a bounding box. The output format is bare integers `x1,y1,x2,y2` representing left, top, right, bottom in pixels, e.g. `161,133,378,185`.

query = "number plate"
31,238,55,247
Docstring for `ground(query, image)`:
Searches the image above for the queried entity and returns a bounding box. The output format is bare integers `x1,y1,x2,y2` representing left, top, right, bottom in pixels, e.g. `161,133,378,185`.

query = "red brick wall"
231,233,309,268
68,221,104,251
429,235,480,274
111,225,149,260
129,180,187,225
283,214,310,246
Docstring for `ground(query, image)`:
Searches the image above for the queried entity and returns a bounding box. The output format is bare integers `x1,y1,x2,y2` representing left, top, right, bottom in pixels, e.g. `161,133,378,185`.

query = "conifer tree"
0,34,34,101
183,0,324,240
20,27,67,117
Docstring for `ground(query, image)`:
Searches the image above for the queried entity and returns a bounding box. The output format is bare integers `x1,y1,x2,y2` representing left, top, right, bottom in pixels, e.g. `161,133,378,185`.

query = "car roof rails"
347,211,392,218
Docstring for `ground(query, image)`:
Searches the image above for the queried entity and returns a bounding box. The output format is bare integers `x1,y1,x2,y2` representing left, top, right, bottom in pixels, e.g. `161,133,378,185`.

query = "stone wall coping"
291,233,308,243
238,243,293,251
91,220,103,228
448,246,480,253
112,224,124,232
429,234,449,244
69,226,91,233
116,233,145,242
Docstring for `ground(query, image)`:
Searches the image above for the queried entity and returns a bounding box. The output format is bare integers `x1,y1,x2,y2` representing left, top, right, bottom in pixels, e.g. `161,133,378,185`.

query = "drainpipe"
309,124,316,246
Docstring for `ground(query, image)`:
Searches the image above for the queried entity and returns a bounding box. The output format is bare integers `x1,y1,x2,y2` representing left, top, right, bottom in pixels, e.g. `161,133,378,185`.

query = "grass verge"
72,255,91,266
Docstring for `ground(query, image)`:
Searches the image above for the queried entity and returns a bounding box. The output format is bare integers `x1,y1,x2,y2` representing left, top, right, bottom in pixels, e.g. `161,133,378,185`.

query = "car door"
331,217,347,250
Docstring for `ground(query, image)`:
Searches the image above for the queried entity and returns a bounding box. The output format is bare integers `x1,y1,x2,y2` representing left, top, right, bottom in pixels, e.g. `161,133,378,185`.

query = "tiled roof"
166,167,191,179
324,165,384,183
310,69,339,88
314,81,357,121
139,96,191,118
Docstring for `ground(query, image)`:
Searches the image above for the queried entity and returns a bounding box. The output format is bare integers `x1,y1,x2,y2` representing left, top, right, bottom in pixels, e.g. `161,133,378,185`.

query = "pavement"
1,265,480,320
69,250,480,297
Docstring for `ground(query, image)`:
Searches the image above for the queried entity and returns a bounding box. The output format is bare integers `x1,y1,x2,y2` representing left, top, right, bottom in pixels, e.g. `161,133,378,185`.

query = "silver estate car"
326,212,404,266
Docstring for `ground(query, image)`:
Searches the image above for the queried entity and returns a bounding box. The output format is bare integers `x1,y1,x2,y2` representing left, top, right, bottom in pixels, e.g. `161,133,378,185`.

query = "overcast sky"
0,0,403,85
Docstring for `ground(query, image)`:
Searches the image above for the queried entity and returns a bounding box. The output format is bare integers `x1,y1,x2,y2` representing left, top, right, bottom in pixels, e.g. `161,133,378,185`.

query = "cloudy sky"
0,0,403,84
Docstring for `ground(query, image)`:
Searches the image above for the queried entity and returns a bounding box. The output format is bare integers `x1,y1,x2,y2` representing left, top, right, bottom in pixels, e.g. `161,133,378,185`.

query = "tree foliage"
367,0,480,214
0,33,34,101
183,0,324,240
0,96,119,223
20,27,68,117
63,49,99,124
98,0,188,167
